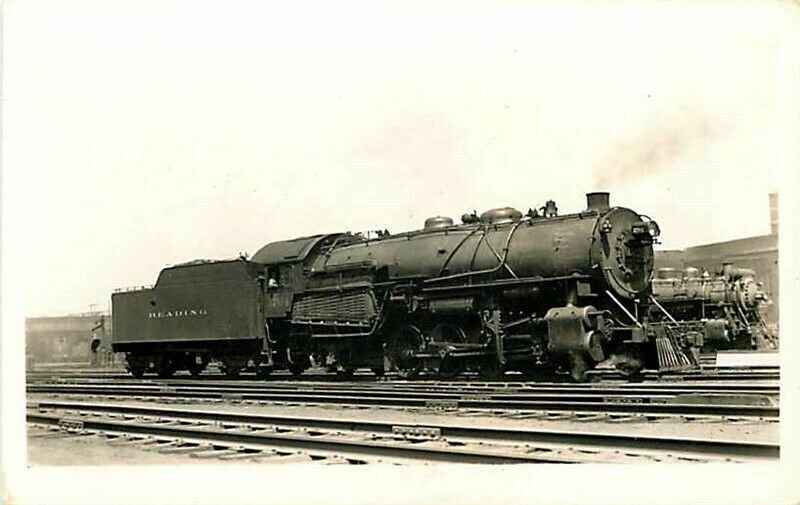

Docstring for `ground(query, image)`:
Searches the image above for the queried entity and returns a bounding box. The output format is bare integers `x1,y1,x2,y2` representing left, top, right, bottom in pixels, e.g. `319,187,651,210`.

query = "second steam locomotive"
112,192,701,381
650,263,777,351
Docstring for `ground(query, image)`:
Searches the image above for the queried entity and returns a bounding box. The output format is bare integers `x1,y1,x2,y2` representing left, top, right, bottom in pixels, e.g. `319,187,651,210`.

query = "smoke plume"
593,107,719,188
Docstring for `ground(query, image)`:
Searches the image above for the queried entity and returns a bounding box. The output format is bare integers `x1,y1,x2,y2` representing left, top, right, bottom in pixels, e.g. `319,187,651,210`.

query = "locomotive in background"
112,192,700,381
650,263,777,351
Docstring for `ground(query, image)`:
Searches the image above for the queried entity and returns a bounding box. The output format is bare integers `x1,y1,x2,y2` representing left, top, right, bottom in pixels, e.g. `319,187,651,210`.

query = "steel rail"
26,380,780,400
27,401,779,461
27,384,779,418
25,366,781,381
28,377,780,396
28,412,550,464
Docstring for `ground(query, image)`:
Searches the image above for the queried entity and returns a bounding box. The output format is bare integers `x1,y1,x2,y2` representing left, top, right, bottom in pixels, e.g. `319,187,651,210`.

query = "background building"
25,311,115,367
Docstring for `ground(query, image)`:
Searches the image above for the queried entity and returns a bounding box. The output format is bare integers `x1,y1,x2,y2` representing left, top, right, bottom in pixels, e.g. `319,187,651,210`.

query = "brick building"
25,311,113,366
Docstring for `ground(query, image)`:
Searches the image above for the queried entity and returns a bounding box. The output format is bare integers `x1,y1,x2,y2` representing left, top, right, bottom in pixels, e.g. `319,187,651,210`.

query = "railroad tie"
507,412,551,420
158,443,213,454
574,414,610,422
137,439,183,451
454,410,488,417
189,448,241,459
264,453,315,464
321,456,353,465
493,411,524,418
688,417,720,424
727,418,762,425
27,429,75,439
545,413,577,421
107,436,154,446
151,420,183,427
218,449,280,461
607,415,640,423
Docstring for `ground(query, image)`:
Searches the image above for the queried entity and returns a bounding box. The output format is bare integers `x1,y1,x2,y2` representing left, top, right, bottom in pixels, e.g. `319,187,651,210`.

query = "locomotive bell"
586,192,610,211
424,216,454,229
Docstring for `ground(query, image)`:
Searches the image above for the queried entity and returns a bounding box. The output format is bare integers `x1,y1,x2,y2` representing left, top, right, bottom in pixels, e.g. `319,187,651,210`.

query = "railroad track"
27,381,779,420
29,376,780,394
25,366,781,384
27,400,778,464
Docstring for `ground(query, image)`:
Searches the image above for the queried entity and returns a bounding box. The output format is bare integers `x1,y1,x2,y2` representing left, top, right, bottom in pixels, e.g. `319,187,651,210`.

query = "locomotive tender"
112,192,700,381
650,263,777,351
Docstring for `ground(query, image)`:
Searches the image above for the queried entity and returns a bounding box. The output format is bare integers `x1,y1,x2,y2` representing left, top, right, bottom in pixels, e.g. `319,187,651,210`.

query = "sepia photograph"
2,1,799,504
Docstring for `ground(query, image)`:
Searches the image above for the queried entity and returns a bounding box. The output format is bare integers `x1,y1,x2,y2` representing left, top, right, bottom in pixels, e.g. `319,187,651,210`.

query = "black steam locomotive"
650,263,777,351
112,192,700,381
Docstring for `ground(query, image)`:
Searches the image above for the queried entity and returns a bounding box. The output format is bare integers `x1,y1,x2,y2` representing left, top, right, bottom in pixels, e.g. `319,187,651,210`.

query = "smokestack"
586,192,610,212
769,192,778,235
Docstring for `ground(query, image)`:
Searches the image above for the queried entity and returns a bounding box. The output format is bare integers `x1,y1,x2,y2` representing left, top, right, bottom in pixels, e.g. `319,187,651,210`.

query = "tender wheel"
128,365,145,379
125,354,147,378
155,356,175,379
387,324,424,379
371,366,385,377
256,366,273,380
156,365,175,379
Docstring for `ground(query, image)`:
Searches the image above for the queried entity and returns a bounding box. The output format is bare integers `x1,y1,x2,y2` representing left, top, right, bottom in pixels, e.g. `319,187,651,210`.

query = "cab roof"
251,234,341,265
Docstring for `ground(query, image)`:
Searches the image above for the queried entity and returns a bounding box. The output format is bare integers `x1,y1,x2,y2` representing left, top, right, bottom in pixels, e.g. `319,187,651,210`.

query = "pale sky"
3,1,798,316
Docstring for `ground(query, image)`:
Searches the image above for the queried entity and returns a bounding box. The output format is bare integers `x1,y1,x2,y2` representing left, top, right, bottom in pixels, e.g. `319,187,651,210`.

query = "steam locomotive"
112,192,700,381
650,264,777,351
